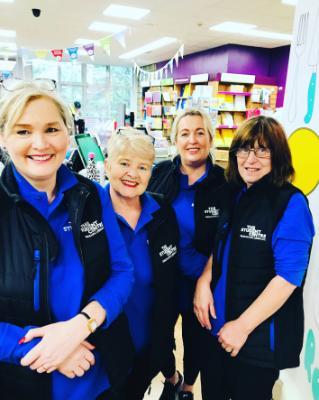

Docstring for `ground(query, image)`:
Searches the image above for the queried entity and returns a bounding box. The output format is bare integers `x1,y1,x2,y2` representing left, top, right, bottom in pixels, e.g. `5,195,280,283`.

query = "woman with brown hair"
194,116,315,400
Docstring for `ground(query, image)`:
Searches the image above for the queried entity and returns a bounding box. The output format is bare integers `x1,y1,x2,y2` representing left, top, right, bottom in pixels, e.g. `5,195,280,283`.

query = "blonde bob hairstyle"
0,83,74,138
170,107,215,146
107,132,155,165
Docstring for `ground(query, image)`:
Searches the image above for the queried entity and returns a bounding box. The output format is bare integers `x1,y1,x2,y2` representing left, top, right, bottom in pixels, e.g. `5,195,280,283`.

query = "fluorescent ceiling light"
0,29,16,38
0,0,14,3
89,21,127,34
75,38,100,47
119,37,177,59
211,22,257,32
210,21,292,41
281,0,297,5
103,4,150,20
0,42,17,50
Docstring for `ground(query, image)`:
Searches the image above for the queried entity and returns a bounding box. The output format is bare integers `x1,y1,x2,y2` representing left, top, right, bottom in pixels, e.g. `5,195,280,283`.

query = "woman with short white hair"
105,133,179,400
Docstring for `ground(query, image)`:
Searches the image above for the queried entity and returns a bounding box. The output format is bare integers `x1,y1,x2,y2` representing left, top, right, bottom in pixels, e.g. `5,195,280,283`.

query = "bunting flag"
180,44,184,59
67,47,79,61
51,49,63,62
99,37,111,56
2,70,12,79
15,29,130,63
134,44,184,82
114,30,126,48
35,50,48,59
83,43,95,60
174,52,179,67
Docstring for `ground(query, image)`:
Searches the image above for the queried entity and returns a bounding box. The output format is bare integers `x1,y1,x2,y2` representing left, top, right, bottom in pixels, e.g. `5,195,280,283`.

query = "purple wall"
269,46,291,107
154,44,290,107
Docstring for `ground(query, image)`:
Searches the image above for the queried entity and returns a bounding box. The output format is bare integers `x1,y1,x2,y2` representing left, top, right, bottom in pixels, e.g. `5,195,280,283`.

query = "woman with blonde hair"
105,133,179,400
0,82,134,399
148,108,225,400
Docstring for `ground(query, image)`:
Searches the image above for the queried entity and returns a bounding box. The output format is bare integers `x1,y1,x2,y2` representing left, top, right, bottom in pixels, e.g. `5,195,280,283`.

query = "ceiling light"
281,0,297,5
210,21,292,41
0,29,16,38
75,38,100,46
89,21,127,34
0,0,15,3
103,4,150,20
211,22,257,32
119,37,177,59
0,42,17,50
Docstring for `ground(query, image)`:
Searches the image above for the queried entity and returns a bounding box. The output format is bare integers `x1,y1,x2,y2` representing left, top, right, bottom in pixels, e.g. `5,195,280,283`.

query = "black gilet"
0,163,134,399
213,177,311,369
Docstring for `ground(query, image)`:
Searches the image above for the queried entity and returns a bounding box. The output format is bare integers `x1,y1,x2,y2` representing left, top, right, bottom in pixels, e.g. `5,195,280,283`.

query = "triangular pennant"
99,37,111,56
114,30,126,48
174,52,179,67
34,49,48,59
83,43,95,60
67,47,79,61
51,49,63,62
179,44,184,59
164,66,168,78
169,59,174,74
159,69,163,79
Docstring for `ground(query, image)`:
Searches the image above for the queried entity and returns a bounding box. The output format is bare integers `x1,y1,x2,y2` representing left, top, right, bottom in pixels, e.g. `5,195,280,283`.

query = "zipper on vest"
270,319,275,351
33,249,41,312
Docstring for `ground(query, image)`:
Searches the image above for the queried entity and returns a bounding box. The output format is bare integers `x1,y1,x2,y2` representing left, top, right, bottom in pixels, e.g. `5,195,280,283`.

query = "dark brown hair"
225,116,295,187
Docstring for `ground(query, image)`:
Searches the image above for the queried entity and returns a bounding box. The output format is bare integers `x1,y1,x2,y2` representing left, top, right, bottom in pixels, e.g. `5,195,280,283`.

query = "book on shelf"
146,105,152,117
221,112,234,126
151,117,163,130
151,105,162,116
145,91,153,103
162,91,171,102
163,118,172,130
151,91,162,103
234,95,246,111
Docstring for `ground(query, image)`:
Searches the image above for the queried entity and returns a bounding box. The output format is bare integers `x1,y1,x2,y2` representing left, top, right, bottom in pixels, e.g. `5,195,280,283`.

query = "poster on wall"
281,0,319,399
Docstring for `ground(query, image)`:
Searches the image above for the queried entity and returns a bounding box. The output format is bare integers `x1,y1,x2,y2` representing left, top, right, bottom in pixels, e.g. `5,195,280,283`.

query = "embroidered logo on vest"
204,206,220,219
81,220,104,238
63,221,73,232
240,225,266,241
159,244,177,263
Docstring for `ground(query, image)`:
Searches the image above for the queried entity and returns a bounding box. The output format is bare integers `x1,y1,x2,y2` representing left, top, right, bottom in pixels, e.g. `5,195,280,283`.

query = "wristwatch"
79,311,98,333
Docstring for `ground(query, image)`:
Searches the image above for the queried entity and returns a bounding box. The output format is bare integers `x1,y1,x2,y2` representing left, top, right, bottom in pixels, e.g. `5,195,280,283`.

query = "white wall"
281,0,319,399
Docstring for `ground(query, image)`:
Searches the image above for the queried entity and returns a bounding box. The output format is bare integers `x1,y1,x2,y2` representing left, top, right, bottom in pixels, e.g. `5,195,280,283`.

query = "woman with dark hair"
148,108,225,400
194,116,315,400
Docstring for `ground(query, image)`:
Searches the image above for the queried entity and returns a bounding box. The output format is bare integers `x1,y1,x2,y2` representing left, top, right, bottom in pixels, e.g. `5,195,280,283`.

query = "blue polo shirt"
172,168,209,280
0,164,133,400
105,185,160,353
212,192,315,336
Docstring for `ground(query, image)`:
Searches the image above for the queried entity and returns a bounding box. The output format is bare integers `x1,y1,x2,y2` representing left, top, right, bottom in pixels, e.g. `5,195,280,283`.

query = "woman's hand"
217,319,250,357
194,274,216,330
20,316,90,372
56,341,96,378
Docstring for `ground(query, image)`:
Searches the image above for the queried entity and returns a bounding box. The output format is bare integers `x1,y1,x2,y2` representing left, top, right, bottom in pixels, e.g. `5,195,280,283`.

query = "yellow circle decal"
288,128,319,195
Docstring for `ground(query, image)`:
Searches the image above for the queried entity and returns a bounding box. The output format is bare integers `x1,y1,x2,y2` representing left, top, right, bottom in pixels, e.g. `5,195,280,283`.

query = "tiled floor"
143,317,282,400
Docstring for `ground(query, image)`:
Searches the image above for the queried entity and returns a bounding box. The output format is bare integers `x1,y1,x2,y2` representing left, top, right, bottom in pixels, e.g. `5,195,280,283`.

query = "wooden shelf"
216,125,238,129
217,91,251,96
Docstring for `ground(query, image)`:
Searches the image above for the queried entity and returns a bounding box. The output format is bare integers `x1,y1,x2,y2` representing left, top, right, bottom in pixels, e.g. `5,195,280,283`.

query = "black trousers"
181,308,203,385
200,330,279,400
110,348,176,400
